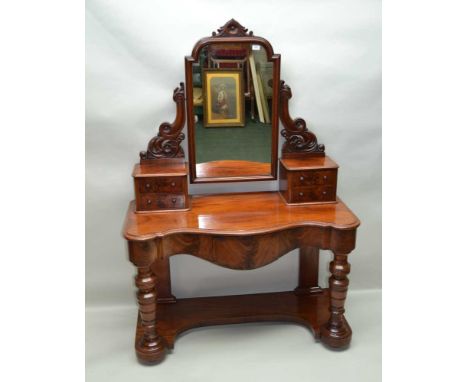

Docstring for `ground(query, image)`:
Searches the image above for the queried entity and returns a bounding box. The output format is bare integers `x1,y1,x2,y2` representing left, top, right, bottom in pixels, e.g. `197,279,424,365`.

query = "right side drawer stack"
279,156,338,205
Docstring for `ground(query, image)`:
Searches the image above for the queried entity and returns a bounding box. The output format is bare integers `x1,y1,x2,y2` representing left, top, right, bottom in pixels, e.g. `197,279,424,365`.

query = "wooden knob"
322,191,327,195
300,176,305,181
146,199,152,204
323,175,328,181
299,192,304,196
172,198,177,203
171,182,176,187
145,183,151,189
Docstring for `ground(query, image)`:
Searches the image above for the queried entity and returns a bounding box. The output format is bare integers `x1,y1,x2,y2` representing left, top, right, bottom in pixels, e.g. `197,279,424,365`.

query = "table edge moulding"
122,19,360,364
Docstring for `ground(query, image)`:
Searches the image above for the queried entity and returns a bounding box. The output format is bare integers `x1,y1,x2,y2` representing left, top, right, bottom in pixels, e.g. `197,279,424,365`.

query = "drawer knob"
299,192,304,196
146,199,152,205
171,198,177,204
299,176,305,181
322,191,327,195
323,175,328,181
171,182,176,187
145,183,151,189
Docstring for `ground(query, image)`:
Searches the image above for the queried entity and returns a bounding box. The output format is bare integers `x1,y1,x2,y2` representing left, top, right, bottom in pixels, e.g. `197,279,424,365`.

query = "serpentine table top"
123,191,360,241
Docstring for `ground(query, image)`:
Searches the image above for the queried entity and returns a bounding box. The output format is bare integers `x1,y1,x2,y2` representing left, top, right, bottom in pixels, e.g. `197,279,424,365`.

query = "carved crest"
212,19,253,38
279,81,325,156
140,83,186,161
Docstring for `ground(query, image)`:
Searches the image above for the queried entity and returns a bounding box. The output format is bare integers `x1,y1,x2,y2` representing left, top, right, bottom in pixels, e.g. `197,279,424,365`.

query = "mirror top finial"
212,19,254,38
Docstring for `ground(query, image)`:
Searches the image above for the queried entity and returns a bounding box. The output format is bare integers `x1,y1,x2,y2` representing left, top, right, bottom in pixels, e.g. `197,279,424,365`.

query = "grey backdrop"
86,0,381,308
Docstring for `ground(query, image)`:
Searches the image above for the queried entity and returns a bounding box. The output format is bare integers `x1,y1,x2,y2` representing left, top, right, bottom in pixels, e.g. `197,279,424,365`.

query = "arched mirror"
186,20,280,183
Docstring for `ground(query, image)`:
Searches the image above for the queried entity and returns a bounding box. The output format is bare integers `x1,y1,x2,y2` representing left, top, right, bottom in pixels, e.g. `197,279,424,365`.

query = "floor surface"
86,289,381,382
195,119,272,163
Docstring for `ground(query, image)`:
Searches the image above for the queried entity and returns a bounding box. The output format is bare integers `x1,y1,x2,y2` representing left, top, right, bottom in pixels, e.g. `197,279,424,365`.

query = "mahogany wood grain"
186,19,280,183
295,247,322,295
279,157,338,205
151,257,176,304
124,19,361,365
128,241,166,363
133,160,189,212
135,290,341,349
140,84,186,161
320,251,352,348
123,192,359,240
132,159,187,177
157,229,355,270
279,80,325,157
195,160,271,181
281,156,339,171
125,192,359,363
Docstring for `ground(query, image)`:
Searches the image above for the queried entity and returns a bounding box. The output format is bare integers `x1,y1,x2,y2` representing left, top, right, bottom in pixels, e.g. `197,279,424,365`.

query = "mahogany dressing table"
122,19,360,364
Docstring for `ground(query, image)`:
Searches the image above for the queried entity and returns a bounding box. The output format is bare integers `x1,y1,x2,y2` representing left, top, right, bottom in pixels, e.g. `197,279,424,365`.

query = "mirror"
186,34,280,183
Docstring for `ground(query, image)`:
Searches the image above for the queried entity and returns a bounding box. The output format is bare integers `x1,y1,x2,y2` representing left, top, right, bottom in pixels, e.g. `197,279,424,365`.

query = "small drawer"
291,186,335,203
138,177,184,194
138,193,185,211
291,170,335,187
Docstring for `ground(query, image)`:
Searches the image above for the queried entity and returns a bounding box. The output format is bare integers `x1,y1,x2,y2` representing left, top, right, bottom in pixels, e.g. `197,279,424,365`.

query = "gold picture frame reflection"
202,69,245,127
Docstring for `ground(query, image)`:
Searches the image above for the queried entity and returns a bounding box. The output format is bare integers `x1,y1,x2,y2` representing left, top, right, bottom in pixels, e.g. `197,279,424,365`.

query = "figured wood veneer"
140,84,186,161
280,156,338,205
186,19,280,183
280,156,339,171
125,190,358,363
136,290,342,349
195,160,272,182
124,19,361,365
279,80,325,157
133,159,189,212
124,191,358,240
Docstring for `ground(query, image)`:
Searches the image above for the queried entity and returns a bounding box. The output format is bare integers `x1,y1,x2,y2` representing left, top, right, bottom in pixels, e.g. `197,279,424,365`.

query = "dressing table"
123,19,360,364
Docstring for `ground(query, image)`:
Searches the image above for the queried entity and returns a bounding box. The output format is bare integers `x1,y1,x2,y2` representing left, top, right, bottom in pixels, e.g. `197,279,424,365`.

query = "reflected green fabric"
195,120,272,163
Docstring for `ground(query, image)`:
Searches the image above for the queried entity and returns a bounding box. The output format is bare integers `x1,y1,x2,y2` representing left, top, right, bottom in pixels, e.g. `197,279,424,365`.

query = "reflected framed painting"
202,69,245,127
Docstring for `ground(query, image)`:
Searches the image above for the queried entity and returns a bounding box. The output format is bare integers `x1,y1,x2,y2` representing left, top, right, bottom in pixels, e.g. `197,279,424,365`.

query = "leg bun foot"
136,336,167,364
320,318,352,349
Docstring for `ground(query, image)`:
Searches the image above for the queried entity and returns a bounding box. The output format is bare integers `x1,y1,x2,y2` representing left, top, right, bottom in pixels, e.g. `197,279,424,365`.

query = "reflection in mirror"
192,43,274,179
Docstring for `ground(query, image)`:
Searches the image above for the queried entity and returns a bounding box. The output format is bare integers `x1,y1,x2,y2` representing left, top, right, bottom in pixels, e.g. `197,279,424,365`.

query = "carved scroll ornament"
212,19,253,38
280,81,325,156
140,83,186,161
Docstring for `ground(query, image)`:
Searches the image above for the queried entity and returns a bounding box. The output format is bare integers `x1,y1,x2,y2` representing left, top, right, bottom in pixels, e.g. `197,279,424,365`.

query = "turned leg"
129,241,166,363
320,250,352,348
295,247,322,295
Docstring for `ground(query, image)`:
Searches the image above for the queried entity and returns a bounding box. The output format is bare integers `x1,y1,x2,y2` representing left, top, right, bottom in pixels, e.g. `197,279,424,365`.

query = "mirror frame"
185,19,281,184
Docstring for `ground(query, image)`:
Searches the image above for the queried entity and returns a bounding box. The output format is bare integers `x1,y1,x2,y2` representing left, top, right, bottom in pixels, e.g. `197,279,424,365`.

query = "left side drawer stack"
133,160,189,212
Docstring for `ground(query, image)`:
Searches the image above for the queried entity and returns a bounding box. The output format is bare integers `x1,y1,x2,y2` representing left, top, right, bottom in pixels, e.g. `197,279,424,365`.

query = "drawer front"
138,177,184,194
291,186,336,203
291,170,336,187
138,193,185,211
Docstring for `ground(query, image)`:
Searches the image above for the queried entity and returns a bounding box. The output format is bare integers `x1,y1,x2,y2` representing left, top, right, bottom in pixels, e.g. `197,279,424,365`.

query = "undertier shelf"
136,289,333,349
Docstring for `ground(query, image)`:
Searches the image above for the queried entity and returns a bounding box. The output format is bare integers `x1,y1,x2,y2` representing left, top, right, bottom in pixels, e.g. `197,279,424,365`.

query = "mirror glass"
192,43,274,179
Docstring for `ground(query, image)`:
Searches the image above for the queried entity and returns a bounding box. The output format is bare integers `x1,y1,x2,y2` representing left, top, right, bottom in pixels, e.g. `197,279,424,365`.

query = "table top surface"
123,191,360,241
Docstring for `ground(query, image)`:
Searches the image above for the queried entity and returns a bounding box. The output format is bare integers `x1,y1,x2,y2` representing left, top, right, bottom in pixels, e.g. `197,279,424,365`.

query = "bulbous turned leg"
129,241,166,364
321,251,352,348
134,265,166,363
